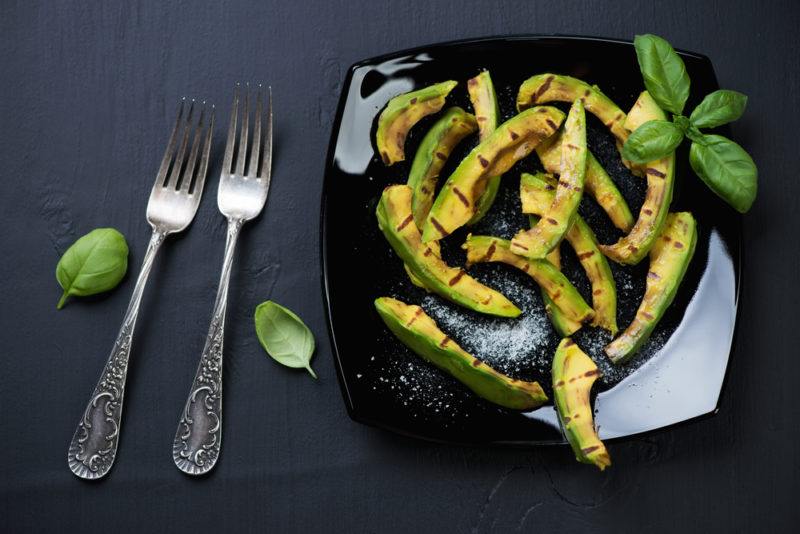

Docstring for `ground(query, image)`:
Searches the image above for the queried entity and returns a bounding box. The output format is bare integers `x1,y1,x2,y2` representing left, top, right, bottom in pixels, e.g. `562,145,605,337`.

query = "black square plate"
321,36,740,445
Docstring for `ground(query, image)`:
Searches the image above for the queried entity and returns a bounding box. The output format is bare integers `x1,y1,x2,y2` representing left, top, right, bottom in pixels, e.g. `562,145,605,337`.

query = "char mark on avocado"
395,214,414,232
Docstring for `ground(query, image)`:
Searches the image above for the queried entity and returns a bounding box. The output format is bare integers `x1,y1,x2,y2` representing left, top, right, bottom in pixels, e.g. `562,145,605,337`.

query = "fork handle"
67,229,167,479
173,218,242,475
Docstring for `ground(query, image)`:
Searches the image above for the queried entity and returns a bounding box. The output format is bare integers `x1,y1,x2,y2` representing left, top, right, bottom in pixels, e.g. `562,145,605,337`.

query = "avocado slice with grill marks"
466,71,502,224
375,80,458,166
605,212,697,364
408,107,478,229
511,99,586,259
375,297,548,410
600,91,675,265
377,185,520,318
553,338,611,470
529,216,583,337
421,106,565,242
521,172,618,335
536,129,634,232
463,235,594,325
517,73,628,148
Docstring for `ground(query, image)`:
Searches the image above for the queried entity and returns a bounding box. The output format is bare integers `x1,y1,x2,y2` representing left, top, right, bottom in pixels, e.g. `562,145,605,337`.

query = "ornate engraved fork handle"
67,230,167,480
173,219,242,475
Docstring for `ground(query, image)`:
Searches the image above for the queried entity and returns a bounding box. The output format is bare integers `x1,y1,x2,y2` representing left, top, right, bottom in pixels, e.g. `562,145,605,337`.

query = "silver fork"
67,100,214,480
173,85,272,475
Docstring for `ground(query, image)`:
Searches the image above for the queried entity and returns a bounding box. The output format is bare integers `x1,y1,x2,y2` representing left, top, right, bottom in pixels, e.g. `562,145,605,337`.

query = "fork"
67,99,214,480
173,85,272,475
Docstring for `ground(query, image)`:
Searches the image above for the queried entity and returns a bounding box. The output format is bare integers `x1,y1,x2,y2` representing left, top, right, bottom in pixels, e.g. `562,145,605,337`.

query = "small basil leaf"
689,89,748,129
55,228,129,309
254,301,317,379
685,124,706,145
634,34,691,115
621,120,684,164
673,114,691,134
689,134,757,213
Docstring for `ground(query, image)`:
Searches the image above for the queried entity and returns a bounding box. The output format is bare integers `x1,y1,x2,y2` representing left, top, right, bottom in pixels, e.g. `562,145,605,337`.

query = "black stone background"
1,1,798,532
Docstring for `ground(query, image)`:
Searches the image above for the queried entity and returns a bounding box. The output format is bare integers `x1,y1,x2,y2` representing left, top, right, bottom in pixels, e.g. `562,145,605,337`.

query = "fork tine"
235,87,250,176
222,86,239,174
247,88,263,176
166,100,195,188
179,104,206,192
259,87,273,181
155,99,186,187
191,106,215,196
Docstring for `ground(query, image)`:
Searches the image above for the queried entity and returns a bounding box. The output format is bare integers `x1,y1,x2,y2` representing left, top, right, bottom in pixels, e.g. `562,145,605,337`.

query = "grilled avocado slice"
517,73,628,149
375,81,457,166
408,107,477,229
605,212,697,363
536,129,634,232
600,91,676,265
552,338,611,471
375,297,548,410
463,235,594,325
377,185,520,318
511,99,587,259
421,106,565,242
466,70,502,224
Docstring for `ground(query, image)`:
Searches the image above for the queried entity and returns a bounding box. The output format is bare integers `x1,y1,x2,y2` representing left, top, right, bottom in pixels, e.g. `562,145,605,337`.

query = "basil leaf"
634,34,691,115
689,134,757,213
689,89,747,129
254,301,317,378
621,119,684,164
55,228,128,309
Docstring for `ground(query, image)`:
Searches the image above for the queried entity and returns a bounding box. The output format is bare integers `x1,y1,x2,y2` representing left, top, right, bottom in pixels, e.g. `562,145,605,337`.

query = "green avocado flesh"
466,71,502,225
553,338,611,470
517,73,628,149
377,185,521,318
536,129,634,232
376,81,458,166
421,106,565,242
463,235,594,325
375,297,548,410
605,212,697,364
408,107,478,229
521,173,618,335
511,99,586,259
600,91,675,265
530,216,583,337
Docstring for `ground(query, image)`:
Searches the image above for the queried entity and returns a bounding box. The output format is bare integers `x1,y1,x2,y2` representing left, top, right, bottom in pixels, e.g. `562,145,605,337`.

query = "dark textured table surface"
2,1,798,532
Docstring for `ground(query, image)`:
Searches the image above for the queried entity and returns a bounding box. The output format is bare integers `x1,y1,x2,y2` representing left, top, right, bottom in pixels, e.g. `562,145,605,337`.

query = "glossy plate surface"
321,36,740,444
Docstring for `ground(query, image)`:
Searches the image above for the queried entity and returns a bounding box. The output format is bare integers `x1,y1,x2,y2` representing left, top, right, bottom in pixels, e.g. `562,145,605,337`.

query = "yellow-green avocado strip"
552,338,611,471
466,71,502,224
536,129,634,232
463,235,594,325
421,106,565,242
376,80,457,166
407,107,477,228
377,185,520,318
600,91,676,265
605,212,697,364
520,172,618,335
375,297,548,410
511,99,586,259
517,73,629,160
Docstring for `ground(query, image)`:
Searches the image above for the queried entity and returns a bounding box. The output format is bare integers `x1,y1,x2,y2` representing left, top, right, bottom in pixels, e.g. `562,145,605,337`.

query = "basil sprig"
622,34,757,213
55,228,129,309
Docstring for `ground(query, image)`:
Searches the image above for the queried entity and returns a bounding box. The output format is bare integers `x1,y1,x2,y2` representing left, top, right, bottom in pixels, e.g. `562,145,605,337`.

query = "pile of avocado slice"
370,72,697,470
